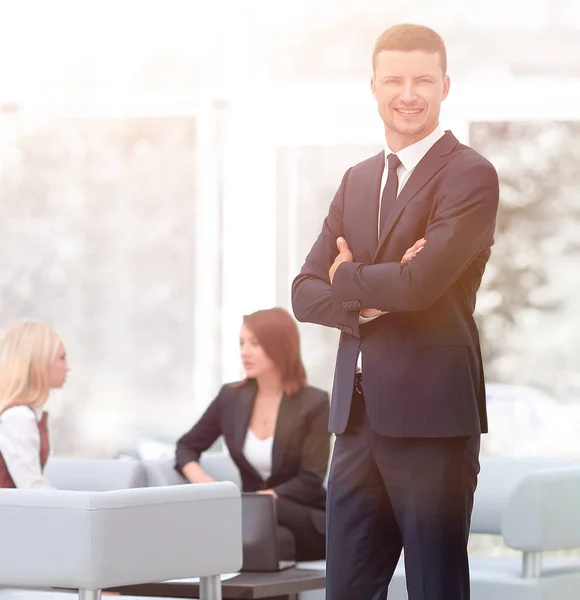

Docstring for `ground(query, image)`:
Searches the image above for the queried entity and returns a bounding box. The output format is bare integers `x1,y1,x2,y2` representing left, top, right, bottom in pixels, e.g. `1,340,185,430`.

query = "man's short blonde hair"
372,24,447,75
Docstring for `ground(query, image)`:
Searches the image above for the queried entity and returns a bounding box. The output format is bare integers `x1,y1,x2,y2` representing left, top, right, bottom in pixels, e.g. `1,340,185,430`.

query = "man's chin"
392,121,426,137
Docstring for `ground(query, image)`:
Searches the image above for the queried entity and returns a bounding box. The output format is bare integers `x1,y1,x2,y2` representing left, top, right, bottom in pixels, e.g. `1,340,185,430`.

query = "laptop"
241,492,296,572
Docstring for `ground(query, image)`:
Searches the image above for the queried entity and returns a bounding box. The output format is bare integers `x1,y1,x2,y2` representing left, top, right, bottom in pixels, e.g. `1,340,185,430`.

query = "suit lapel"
271,392,299,477
373,131,458,262
232,380,263,480
358,152,385,263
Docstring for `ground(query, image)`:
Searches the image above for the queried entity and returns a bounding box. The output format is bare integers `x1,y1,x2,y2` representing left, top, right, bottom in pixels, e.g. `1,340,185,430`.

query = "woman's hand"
257,489,278,498
182,461,216,484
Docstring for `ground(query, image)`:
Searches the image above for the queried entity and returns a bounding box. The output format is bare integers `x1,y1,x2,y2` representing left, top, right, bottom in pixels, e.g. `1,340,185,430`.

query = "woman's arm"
175,387,226,483
181,460,215,484
0,407,52,489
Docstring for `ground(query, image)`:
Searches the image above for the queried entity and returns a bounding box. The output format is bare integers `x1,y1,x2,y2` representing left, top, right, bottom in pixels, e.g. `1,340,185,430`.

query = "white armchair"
0,482,242,600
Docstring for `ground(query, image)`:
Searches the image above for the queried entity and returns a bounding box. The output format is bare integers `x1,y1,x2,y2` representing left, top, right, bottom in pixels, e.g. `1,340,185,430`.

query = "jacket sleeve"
331,160,500,313
272,391,330,503
291,168,361,338
175,387,225,473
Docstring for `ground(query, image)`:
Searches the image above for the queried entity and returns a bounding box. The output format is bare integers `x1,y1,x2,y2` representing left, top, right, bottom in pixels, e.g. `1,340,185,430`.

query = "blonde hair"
0,322,61,415
372,24,447,74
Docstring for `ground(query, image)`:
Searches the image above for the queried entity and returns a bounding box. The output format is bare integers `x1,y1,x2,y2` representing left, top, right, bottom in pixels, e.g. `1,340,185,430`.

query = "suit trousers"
277,496,326,561
325,386,480,600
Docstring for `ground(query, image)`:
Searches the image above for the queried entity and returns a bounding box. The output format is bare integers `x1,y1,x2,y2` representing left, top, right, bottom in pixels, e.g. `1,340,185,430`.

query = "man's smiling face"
371,49,450,150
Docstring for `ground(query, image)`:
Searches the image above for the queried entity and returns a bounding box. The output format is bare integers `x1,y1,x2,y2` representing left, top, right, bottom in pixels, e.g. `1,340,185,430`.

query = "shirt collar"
385,126,446,172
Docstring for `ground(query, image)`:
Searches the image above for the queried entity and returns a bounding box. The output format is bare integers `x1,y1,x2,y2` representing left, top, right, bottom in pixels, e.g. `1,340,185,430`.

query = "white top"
242,429,274,481
357,126,447,364
0,405,52,489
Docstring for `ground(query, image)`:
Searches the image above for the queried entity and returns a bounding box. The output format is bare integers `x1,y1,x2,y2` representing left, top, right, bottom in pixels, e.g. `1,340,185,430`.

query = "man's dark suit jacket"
292,131,499,438
175,379,330,514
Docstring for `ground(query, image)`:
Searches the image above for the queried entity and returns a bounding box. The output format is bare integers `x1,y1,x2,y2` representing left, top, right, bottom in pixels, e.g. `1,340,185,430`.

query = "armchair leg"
199,574,222,600
522,552,542,578
79,590,101,600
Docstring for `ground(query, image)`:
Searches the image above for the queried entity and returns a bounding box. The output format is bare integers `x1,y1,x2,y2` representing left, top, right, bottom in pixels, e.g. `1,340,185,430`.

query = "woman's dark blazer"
175,379,330,512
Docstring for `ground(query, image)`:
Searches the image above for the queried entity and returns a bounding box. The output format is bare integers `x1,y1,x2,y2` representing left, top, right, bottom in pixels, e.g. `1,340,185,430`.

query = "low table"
109,568,325,600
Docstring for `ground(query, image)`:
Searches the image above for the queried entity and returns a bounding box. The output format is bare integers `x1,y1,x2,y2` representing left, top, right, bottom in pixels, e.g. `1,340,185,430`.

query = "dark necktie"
379,153,402,234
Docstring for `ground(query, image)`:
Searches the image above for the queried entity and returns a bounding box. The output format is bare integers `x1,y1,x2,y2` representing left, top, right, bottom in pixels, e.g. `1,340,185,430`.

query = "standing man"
292,24,499,600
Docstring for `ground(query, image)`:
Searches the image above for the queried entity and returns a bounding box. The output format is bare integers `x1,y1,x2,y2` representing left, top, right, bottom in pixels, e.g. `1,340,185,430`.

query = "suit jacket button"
354,301,361,309
342,301,348,309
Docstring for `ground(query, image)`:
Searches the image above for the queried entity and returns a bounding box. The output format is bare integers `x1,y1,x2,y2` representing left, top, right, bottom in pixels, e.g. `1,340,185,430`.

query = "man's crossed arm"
329,236,426,319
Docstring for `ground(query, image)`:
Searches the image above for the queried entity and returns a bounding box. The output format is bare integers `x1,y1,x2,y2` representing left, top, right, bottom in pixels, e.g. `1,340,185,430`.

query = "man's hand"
329,237,353,284
401,237,426,263
360,237,427,319
360,307,385,318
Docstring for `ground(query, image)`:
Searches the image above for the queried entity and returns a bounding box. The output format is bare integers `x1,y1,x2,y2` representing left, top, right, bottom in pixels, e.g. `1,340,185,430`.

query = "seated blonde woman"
0,321,69,488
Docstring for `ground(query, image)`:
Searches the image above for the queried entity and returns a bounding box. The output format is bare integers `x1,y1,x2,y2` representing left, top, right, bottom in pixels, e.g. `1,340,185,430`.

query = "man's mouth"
395,108,423,116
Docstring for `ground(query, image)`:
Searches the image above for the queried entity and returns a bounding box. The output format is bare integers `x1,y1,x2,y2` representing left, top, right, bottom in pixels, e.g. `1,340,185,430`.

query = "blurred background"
1,0,580,461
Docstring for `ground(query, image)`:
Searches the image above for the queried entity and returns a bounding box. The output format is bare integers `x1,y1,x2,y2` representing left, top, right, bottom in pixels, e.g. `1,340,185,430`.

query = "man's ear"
442,74,450,101
370,75,377,99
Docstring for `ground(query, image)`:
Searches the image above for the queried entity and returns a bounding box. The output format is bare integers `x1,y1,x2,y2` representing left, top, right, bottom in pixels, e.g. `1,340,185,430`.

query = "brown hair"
372,23,447,75
238,307,307,396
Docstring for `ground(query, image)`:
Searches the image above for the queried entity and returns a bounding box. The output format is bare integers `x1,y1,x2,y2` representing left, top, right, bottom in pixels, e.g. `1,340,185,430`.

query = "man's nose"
399,81,417,103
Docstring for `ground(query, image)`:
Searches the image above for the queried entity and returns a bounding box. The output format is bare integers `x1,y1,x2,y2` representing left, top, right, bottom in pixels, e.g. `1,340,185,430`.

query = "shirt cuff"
359,314,379,323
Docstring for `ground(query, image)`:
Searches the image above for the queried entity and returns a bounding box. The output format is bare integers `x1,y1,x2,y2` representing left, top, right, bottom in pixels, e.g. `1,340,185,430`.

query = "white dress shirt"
242,428,274,481
0,405,52,489
356,126,446,369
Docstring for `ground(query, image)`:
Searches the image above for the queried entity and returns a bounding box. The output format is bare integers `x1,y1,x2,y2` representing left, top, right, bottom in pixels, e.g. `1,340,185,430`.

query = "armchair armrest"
0,482,242,590
502,466,580,552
